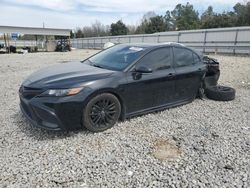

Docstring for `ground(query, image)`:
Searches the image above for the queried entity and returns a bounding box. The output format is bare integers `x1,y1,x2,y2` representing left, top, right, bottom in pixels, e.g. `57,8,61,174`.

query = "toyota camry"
19,43,219,132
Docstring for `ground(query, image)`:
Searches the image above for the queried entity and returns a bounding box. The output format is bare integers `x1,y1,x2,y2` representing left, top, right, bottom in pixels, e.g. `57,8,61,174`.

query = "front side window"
136,48,172,71
173,47,194,67
86,45,146,71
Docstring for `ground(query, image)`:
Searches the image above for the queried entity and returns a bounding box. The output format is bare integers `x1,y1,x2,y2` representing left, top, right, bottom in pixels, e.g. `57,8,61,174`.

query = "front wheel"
83,93,121,132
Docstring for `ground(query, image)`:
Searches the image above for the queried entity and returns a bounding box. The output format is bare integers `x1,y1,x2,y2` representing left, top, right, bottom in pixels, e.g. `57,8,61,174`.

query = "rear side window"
137,48,172,71
173,47,194,67
193,53,201,64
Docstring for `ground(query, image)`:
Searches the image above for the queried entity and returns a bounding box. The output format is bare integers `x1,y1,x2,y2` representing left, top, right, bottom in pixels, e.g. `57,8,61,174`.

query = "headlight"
40,87,83,97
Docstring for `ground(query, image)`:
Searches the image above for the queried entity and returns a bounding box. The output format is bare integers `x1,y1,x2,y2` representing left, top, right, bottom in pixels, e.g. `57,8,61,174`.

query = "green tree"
144,16,167,34
234,2,250,26
110,20,128,36
135,12,157,34
215,12,237,28
127,25,137,35
201,6,217,28
75,28,84,38
70,30,74,38
164,11,175,31
170,3,200,30
135,21,148,34
201,6,237,29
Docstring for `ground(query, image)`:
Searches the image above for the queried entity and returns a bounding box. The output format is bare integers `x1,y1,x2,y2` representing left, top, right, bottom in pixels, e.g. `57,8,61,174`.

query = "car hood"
22,61,115,88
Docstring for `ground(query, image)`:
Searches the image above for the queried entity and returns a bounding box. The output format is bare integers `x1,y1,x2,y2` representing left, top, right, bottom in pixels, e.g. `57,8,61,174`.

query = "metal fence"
71,26,250,54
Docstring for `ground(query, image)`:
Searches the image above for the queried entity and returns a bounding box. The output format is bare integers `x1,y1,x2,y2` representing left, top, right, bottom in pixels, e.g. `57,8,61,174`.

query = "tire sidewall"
83,93,121,132
205,85,236,101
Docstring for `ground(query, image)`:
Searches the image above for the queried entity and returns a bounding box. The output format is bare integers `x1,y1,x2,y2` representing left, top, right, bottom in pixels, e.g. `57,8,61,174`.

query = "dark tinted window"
193,53,201,64
137,48,172,71
173,47,194,67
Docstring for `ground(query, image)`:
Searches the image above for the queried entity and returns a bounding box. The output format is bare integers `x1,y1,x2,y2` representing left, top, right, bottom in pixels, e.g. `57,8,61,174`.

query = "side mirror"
135,66,153,73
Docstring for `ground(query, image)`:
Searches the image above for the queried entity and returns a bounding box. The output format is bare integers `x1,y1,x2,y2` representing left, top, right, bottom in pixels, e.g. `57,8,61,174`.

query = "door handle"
197,68,202,72
168,73,175,77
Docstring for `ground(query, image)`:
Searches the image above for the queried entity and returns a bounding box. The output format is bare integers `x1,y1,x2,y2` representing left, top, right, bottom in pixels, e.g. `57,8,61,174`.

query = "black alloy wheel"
83,93,121,132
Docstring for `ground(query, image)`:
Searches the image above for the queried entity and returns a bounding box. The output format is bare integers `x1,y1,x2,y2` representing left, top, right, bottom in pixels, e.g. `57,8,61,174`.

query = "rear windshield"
86,45,146,71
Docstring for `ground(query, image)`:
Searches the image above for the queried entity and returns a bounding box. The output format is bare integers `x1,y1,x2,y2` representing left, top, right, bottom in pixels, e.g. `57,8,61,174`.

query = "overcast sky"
0,0,244,29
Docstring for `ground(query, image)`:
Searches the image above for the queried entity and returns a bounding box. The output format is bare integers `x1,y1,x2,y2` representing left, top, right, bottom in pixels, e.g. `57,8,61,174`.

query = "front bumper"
19,89,91,131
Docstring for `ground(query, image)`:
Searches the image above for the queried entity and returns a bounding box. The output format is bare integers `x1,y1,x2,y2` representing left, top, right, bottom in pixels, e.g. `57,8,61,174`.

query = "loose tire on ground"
205,85,236,101
83,93,121,132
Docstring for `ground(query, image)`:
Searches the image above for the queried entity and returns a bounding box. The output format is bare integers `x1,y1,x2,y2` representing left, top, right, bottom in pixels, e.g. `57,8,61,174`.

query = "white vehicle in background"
103,42,115,49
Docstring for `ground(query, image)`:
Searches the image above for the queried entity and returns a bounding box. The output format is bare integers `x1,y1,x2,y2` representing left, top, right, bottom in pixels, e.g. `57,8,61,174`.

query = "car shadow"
13,110,91,140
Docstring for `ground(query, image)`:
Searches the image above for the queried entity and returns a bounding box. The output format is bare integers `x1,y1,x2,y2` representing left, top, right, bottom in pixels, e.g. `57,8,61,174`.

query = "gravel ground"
0,50,249,187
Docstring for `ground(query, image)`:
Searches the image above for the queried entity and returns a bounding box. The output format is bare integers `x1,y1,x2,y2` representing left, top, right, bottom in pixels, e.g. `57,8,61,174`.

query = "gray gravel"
0,50,249,187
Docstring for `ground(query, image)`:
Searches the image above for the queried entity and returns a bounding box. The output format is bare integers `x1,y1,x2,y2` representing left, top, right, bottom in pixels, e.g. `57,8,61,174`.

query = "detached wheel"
83,93,121,132
205,85,235,101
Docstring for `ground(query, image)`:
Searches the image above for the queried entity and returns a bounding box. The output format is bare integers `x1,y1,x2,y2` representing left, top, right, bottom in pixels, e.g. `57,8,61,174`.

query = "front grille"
20,86,44,100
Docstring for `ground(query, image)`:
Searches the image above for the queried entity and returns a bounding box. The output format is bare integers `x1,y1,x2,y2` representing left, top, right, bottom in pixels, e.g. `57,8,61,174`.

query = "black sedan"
19,43,216,132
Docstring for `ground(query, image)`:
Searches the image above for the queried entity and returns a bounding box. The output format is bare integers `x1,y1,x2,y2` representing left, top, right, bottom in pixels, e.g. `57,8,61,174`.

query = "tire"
205,85,236,101
83,93,121,132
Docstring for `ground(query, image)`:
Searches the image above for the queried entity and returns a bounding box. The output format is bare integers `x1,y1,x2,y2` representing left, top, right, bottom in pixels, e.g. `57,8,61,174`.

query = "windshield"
86,45,146,71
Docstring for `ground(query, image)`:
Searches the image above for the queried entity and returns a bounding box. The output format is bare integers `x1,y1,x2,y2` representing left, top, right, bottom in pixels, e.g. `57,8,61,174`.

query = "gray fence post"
177,32,180,43
233,29,239,55
203,31,207,53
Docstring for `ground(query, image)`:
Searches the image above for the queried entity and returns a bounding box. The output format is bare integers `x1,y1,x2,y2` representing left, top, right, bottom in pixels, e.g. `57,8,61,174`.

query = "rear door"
173,47,206,101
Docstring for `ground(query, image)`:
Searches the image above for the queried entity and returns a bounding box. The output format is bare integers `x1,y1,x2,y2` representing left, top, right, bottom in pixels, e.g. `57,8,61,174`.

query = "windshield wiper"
92,63,104,69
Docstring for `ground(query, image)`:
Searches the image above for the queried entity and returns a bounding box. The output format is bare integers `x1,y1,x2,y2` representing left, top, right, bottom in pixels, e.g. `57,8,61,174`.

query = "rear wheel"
83,93,121,132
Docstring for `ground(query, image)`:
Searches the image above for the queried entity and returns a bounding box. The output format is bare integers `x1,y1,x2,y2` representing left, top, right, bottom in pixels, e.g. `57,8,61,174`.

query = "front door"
123,47,176,114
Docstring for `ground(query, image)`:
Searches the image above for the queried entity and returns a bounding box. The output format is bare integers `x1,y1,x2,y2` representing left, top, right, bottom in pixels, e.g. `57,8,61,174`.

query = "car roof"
116,42,201,57
118,42,186,49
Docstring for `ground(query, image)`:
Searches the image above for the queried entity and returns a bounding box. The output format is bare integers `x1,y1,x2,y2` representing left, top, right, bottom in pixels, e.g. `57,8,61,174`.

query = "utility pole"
3,33,8,53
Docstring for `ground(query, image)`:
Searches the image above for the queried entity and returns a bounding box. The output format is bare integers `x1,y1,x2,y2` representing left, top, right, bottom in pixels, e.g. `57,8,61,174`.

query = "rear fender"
203,56,220,88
